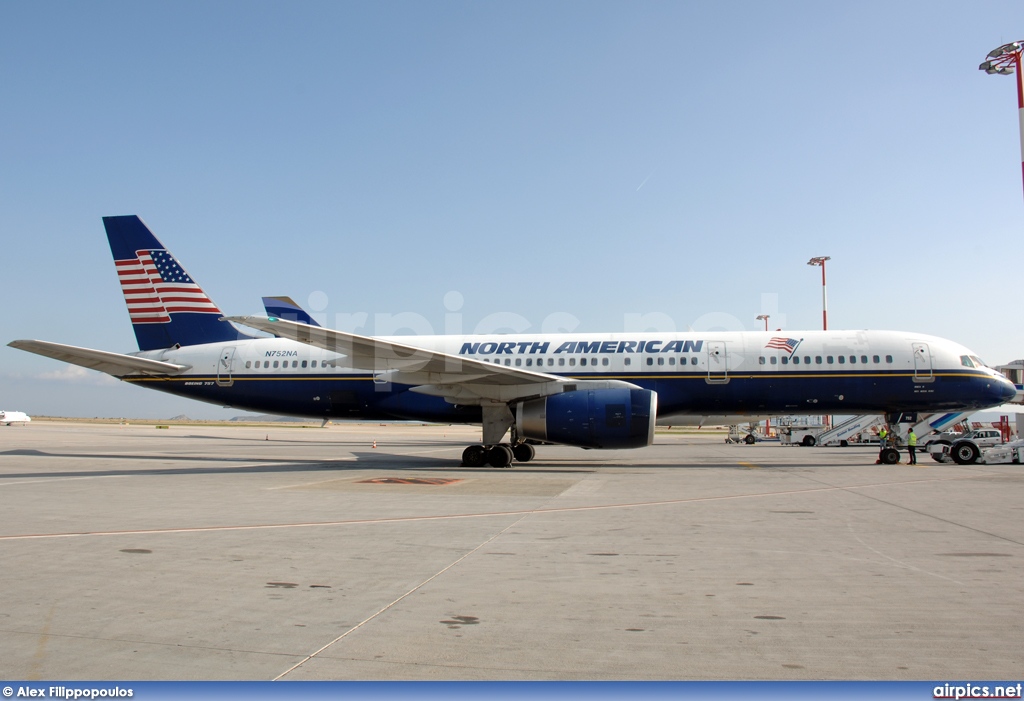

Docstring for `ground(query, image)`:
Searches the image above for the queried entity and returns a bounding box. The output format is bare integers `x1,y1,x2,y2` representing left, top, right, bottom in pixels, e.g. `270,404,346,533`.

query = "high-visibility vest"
908,432,917,446
879,429,887,439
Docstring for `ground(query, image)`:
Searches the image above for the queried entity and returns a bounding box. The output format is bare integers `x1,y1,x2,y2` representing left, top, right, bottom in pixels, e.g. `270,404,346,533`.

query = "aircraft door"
217,347,236,387
912,342,934,382
706,341,729,384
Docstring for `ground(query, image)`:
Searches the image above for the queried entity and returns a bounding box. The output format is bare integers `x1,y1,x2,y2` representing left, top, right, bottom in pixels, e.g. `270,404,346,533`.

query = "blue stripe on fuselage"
125,369,1009,420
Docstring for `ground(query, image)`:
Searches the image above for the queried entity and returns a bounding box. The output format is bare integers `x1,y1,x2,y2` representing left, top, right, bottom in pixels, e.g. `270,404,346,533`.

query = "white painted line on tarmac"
0,472,991,542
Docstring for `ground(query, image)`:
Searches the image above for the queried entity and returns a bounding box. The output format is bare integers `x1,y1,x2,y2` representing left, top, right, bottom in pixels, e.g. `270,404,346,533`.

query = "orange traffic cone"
372,440,377,449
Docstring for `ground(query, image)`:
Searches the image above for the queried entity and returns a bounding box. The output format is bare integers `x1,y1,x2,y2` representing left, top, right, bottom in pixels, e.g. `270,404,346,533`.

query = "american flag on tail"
115,249,221,324
765,337,800,353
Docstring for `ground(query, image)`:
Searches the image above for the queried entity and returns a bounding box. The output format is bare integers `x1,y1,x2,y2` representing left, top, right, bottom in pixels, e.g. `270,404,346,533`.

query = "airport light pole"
807,256,830,331
757,312,772,437
979,41,1024,203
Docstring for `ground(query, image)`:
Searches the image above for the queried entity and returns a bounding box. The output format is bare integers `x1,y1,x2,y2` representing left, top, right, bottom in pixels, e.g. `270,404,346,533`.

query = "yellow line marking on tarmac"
0,473,992,542
739,461,761,469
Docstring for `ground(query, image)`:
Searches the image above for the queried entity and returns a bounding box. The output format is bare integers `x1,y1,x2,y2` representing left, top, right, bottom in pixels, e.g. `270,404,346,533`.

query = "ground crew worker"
907,428,917,465
879,426,888,447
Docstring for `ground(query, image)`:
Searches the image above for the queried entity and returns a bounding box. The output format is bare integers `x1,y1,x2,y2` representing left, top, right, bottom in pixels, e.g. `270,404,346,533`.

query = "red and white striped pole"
807,256,830,331
980,42,1024,203
1016,50,1023,202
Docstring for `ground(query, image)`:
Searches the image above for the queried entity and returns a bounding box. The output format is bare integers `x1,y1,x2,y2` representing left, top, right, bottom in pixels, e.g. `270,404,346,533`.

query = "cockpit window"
971,355,986,368
960,355,975,368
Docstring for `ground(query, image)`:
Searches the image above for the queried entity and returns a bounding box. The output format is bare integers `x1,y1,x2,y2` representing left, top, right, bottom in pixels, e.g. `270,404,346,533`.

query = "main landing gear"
461,442,535,468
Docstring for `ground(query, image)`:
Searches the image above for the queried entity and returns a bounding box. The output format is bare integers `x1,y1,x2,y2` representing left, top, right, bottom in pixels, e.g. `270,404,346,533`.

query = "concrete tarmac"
0,421,1021,681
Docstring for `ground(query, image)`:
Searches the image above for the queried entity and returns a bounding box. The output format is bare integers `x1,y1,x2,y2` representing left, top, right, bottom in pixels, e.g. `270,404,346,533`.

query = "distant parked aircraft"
0,411,31,425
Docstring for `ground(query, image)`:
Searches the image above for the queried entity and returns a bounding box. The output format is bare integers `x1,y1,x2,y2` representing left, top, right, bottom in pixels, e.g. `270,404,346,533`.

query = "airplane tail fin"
261,296,322,327
103,215,254,351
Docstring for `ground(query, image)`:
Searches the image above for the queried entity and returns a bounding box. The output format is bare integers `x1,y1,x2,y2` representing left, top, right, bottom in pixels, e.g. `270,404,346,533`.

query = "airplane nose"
999,376,1020,404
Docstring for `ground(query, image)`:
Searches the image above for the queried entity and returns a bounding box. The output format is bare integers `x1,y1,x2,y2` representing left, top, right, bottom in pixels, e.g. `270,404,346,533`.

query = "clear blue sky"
3,1,1023,419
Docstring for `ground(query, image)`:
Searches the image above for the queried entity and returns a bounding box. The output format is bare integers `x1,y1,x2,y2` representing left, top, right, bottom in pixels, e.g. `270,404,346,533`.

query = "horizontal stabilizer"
8,340,190,377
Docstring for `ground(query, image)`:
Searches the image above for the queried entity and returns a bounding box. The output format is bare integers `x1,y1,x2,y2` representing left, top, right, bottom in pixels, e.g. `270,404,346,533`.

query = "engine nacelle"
515,388,657,449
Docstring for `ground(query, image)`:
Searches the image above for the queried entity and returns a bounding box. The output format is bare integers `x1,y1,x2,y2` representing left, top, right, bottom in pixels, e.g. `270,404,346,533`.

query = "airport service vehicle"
8,216,1017,467
776,417,826,446
928,428,1005,464
0,411,30,425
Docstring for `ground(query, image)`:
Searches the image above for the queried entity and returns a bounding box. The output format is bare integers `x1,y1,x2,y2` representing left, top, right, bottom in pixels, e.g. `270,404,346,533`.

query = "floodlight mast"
807,256,830,331
979,41,1024,202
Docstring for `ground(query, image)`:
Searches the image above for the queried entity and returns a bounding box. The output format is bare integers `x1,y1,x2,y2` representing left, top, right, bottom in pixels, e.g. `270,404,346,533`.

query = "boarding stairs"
894,411,973,445
816,415,883,446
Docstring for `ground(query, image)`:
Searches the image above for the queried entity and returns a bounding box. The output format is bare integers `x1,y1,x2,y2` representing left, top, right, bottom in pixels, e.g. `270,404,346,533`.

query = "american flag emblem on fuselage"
765,337,800,353
115,249,220,324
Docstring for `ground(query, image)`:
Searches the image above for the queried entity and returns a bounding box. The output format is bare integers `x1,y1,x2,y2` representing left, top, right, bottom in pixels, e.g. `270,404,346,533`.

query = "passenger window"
245,361,251,369
815,356,822,364
838,356,845,364
273,360,279,368
592,358,597,366
548,358,554,366
657,357,665,366
559,358,565,366
526,358,532,367
770,357,777,365
804,356,811,364
793,356,800,365
293,361,298,368
885,355,893,363
860,356,867,364
849,355,856,364
827,356,834,364
759,356,766,365
515,358,522,367
602,358,609,366
691,357,697,365
624,357,631,366
504,359,511,366
873,355,880,364
669,357,675,366
781,357,789,365
580,358,587,367
311,360,317,368
569,358,575,367
301,360,307,368
646,358,653,366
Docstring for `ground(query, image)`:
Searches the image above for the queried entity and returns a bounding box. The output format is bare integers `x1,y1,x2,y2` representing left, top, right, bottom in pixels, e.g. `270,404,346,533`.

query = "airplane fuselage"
124,328,1013,422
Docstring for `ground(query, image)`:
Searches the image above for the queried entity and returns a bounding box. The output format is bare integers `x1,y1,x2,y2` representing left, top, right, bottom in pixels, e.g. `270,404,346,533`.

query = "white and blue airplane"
8,216,1016,467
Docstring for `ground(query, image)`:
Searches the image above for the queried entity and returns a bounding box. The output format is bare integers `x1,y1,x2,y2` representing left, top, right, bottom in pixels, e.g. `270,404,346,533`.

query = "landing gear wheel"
487,444,514,468
880,448,900,464
952,442,980,465
512,443,535,462
462,445,487,468
802,435,817,447
744,434,756,445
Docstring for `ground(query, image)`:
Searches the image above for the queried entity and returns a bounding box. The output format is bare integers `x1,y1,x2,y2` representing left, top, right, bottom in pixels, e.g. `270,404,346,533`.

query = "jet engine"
515,388,657,449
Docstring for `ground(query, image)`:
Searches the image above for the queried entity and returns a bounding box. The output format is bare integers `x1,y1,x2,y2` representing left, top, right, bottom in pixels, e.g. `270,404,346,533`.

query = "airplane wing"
224,315,638,403
7,340,191,377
